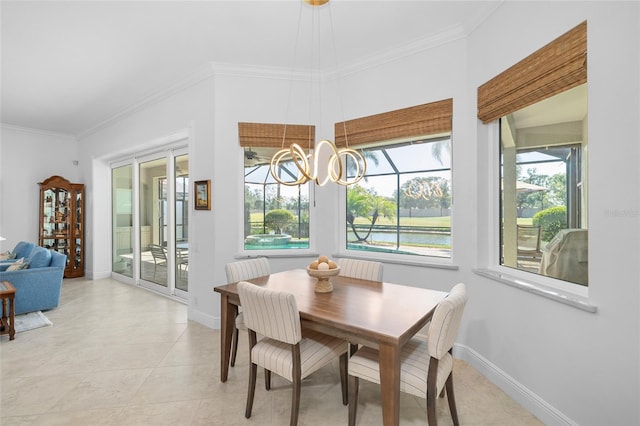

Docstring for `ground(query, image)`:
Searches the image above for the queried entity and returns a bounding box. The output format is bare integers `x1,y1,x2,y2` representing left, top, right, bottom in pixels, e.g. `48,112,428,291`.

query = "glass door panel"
112,165,133,277
175,154,189,292
139,157,168,288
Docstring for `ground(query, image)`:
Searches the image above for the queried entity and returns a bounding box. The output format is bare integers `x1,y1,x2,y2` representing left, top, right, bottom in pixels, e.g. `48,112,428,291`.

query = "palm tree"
430,139,451,165
347,185,396,243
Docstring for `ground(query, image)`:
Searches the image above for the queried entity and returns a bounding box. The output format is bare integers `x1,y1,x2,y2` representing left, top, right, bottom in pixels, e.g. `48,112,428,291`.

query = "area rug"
13,311,52,333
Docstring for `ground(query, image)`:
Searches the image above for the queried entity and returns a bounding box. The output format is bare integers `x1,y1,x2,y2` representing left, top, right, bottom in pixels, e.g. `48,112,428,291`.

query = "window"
243,147,310,251
239,122,314,252
345,135,452,258
477,21,588,288
499,84,588,286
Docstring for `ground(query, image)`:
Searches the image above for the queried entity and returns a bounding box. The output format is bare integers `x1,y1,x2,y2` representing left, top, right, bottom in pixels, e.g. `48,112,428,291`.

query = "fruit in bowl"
307,255,340,292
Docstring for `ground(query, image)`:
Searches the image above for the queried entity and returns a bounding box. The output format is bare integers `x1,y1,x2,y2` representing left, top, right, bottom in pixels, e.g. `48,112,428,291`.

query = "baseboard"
454,343,577,426
188,306,217,329
87,270,112,280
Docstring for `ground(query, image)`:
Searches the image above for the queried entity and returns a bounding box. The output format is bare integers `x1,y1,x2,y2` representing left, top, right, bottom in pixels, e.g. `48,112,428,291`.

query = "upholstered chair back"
237,281,302,345
428,283,467,359
12,241,36,259
225,257,270,282
338,258,383,281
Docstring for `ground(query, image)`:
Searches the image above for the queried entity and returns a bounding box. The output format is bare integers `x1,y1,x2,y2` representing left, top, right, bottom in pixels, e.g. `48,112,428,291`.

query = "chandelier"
269,0,366,187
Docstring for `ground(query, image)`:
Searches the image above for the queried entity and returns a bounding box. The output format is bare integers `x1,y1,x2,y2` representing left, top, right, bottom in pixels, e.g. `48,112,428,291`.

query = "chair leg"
339,352,348,405
290,344,302,426
445,373,460,426
348,375,359,426
426,357,439,426
245,362,257,418
245,330,258,419
230,326,239,367
265,369,271,390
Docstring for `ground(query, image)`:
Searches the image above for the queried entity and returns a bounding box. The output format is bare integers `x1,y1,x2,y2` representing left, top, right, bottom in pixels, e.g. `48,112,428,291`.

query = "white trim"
333,250,458,270
474,268,596,312
0,123,75,138
455,343,578,426
190,306,217,329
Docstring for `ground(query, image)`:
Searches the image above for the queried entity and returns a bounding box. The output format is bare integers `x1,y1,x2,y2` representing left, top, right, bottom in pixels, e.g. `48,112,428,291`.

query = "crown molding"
0,123,75,139
338,24,467,78
77,63,216,140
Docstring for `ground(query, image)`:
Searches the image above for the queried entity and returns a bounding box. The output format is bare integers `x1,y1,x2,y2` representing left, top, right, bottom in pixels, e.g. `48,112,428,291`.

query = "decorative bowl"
307,266,340,293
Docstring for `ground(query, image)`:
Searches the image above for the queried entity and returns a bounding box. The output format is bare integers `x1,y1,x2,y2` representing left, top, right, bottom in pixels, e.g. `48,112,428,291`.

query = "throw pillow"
7,257,29,271
27,246,52,268
0,251,16,260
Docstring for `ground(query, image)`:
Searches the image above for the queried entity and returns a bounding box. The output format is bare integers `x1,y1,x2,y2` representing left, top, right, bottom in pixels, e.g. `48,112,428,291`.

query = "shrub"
264,209,295,234
533,206,567,241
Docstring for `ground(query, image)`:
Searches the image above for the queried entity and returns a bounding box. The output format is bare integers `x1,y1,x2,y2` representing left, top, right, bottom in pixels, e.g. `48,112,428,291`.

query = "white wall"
468,2,639,425
0,125,80,251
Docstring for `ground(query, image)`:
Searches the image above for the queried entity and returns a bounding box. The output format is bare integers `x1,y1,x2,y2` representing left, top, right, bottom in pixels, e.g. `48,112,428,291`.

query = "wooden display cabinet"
39,175,84,278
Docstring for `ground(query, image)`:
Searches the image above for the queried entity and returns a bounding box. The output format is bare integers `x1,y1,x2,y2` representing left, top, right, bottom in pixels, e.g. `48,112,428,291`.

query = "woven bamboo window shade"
238,122,315,148
334,98,453,148
477,21,587,124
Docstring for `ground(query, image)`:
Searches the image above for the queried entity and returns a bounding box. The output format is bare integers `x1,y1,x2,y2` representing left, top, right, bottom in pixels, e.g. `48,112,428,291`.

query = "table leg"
0,299,6,333
8,296,14,340
219,293,237,382
378,342,401,426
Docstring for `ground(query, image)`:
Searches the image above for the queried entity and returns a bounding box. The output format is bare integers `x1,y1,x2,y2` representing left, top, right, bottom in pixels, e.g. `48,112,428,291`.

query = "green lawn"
251,212,534,228
251,212,452,227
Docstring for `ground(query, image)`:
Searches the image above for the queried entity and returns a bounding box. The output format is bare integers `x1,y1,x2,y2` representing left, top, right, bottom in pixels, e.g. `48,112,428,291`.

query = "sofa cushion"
0,251,16,260
12,241,36,259
7,258,29,271
27,247,52,268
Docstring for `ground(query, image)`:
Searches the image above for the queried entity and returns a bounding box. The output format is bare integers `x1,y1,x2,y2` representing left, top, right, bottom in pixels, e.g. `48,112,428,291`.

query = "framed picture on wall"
194,180,211,210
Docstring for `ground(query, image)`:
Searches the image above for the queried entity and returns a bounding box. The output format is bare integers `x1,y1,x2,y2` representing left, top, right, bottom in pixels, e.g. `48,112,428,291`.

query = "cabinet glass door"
41,187,71,263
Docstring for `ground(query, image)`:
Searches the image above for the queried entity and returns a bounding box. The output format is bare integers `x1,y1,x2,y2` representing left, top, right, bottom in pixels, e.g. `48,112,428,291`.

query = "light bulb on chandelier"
269,0,366,187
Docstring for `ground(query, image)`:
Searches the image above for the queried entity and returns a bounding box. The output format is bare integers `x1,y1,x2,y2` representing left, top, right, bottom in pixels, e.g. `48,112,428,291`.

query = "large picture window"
243,147,310,251
478,21,588,287
345,135,451,258
499,84,588,286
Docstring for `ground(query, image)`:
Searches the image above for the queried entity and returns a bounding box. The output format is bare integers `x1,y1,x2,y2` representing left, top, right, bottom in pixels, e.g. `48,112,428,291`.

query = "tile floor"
1,277,543,425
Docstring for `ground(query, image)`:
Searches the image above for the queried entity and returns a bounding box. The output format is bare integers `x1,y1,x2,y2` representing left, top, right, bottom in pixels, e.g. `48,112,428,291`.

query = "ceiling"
1,0,503,136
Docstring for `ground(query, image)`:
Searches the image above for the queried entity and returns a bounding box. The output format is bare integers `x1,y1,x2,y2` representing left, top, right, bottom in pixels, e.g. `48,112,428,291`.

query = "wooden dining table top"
214,268,447,347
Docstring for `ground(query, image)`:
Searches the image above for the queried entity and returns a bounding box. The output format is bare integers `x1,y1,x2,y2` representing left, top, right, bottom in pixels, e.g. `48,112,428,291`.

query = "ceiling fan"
244,147,271,166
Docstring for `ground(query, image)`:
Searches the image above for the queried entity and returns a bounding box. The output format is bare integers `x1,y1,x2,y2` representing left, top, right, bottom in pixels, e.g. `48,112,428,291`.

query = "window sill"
236,250,319,259
474,268,597,313
334,251,459,270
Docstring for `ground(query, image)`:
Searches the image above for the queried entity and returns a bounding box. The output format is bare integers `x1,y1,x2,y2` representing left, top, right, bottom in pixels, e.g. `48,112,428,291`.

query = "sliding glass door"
111,147,188,299
175,153,189,293
112,164,134,278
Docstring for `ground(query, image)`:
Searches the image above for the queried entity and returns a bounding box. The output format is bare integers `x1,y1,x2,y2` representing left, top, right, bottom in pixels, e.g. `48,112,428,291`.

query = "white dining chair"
347,283,467,426
237,281,349,426
338,258,383,282
338,257,383,354
225,257,270,367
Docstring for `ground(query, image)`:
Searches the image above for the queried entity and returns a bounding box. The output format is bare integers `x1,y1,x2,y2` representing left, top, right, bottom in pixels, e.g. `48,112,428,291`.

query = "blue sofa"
0,241,35,269
0,247,66,315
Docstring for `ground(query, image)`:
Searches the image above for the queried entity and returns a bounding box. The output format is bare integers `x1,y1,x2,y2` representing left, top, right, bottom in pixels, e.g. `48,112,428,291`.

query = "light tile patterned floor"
1,277,543,425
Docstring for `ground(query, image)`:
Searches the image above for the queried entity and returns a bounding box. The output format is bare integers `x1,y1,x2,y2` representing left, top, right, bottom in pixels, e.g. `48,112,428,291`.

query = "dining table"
214,268,447,426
